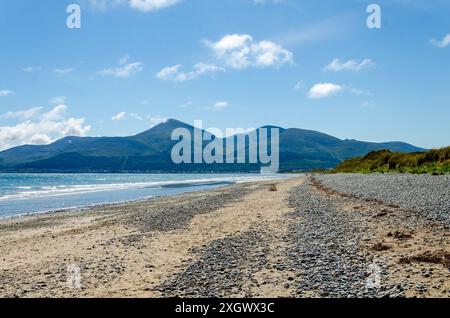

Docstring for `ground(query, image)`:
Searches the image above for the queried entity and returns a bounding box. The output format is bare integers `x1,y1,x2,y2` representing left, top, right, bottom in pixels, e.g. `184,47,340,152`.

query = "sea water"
0,173,287,218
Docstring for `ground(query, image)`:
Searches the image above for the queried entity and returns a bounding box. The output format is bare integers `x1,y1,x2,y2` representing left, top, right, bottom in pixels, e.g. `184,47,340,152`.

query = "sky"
0,0,449,151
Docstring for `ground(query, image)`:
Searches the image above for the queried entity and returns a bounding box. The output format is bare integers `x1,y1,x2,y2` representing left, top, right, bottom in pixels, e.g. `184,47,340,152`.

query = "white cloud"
112,111,143,121
0,90,15,97
193,63,225,75
204,34,294,69
88,0,181,12
0,107,42,120
99,57,144,78
308,83,343,99
0,105,91,151
212,101,229,111
112,111,127,121
54,68,75,75
324,58,375,72
29,134,53,145
157,34,292,83
156,64,183,81
99,62,144,78
42,104,68,121
22,66,42,73
430,34,450,48
129,0,181,12
156,63,225,82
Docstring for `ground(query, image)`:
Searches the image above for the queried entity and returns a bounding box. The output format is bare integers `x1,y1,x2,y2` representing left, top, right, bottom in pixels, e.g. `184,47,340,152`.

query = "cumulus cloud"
204,34,294,69
430,34,450,48
324,58,375,72
156,63,225,82
99,56,144,78
308,83,343,99
0,90,15,97
42,104,67,121
157,34,293,83
0,105,91,151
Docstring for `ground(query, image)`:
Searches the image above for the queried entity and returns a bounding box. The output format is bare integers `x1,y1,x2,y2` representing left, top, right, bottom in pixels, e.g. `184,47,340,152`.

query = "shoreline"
0,181,237,222
0,173,294,220
0,175,448,298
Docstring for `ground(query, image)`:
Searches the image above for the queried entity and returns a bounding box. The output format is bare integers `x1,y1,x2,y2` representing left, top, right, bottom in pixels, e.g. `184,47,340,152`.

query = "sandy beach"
0,175,448,298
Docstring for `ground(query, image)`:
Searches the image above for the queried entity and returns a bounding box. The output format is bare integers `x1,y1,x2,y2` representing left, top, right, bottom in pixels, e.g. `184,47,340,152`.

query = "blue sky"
0,0,449,150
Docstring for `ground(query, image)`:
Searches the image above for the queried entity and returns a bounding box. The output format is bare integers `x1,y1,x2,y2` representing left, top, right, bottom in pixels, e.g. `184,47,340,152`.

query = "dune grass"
331,147,450,175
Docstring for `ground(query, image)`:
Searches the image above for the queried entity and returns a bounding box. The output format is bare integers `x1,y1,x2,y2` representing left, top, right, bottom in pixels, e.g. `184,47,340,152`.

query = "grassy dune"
332,147,450,175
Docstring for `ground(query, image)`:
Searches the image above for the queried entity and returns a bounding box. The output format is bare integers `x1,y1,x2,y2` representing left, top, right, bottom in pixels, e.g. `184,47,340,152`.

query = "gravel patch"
286,178,399,298
314,174,450,227
155,230,269,297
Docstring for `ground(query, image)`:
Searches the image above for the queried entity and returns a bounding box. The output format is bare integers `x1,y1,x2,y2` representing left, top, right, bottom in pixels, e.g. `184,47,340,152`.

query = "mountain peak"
133,119,193,139
154,118,193,129
159,118,183,125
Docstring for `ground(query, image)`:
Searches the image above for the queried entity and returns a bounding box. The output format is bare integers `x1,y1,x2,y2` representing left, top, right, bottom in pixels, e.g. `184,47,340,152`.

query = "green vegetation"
0,119,424,173
332,147,450,175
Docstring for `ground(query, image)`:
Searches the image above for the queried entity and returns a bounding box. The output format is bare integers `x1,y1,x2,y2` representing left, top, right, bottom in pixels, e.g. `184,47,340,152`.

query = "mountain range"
0,119,424,173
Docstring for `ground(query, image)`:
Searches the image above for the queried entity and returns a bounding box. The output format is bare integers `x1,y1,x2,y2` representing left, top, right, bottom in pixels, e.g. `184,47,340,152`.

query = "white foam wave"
0,175,288,202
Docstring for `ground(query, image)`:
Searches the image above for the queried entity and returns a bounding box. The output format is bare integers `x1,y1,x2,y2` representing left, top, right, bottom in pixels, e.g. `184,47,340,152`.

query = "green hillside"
0,119,425,173
332,147,450,175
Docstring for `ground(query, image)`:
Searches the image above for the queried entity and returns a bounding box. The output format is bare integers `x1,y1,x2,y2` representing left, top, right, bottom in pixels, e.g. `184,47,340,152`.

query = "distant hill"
0,119,425,173
332,147,450,174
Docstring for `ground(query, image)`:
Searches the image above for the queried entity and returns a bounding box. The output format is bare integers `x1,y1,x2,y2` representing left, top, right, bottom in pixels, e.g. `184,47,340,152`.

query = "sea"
0,173,290,219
